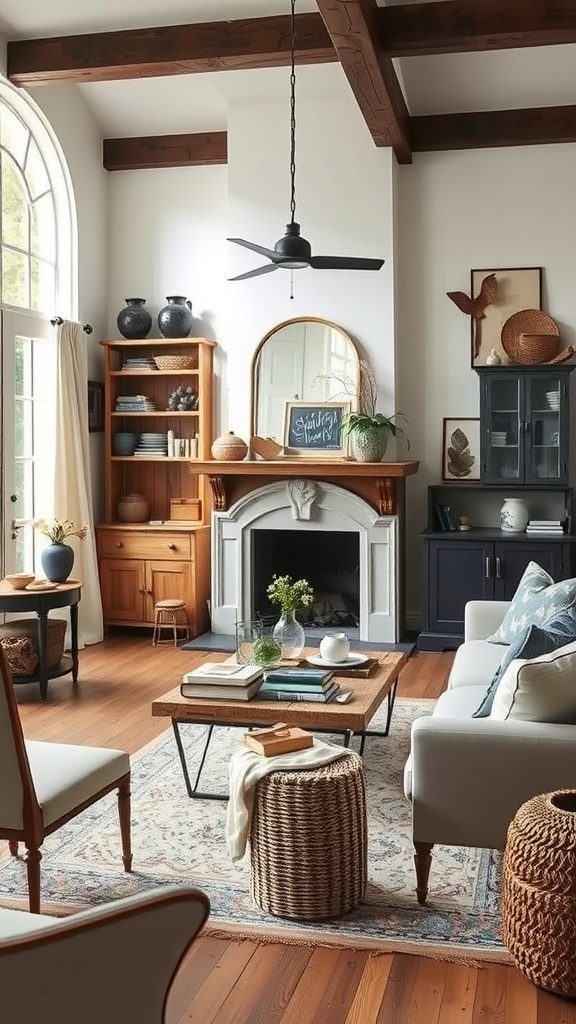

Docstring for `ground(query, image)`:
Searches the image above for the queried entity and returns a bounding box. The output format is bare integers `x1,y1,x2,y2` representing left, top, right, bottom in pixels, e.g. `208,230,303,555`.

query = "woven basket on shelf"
249,752,367,920
501,309,560,364
153,354,196,371
503,789,576,996
0,618,67,674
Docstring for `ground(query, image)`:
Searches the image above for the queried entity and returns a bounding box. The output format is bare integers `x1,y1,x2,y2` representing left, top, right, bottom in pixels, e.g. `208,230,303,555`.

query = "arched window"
0,80,76,574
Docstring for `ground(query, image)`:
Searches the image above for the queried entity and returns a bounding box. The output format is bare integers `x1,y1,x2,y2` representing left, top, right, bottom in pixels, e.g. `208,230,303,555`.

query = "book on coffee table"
263,667,334,687
258,681,341,703
183,663,263,686
180,678,262,700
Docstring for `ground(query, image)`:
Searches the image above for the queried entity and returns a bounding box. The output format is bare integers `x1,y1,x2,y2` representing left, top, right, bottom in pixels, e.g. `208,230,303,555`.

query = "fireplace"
210,478,399,643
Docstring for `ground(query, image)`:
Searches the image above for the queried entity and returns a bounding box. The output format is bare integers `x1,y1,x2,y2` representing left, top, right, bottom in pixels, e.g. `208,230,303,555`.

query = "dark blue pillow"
473,623,576,718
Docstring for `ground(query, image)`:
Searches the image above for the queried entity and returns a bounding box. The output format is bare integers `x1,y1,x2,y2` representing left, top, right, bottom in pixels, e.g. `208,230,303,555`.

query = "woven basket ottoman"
249,752,367,920
0,618,66,676
503,789,576,996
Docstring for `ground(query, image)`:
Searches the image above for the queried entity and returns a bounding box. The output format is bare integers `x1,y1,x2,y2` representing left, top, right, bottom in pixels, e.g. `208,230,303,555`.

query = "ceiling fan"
227,0,384,282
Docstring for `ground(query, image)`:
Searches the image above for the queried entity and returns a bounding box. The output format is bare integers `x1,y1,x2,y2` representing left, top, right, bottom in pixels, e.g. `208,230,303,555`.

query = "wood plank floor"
10,636,576,1023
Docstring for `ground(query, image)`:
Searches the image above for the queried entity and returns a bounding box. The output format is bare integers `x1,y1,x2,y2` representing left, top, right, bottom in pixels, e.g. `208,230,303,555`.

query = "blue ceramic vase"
41,543,75,583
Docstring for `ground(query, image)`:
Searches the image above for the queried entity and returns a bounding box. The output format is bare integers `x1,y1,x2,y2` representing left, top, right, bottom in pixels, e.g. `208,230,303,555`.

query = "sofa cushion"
487,561,576,645
448,639,504,691
490,639,576,722
472,624,573,718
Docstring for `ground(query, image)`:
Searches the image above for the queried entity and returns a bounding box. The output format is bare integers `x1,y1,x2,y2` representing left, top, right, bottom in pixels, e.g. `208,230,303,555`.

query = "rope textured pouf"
503,789,576,996
249,752,367,920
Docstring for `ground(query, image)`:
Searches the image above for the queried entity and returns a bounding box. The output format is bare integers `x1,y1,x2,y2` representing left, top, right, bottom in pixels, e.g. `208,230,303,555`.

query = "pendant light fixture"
227,0,385,282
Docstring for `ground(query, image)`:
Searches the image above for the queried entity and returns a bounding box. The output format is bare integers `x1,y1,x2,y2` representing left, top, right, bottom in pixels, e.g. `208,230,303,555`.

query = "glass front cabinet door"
478,367,572,486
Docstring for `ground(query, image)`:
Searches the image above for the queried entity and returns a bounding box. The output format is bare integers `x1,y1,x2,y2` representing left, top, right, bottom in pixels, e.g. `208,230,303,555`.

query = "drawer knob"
167,543,177,551
116,542,123,548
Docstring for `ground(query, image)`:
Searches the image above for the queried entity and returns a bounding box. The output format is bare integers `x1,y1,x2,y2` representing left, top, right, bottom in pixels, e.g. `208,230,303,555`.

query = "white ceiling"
1,1,575,140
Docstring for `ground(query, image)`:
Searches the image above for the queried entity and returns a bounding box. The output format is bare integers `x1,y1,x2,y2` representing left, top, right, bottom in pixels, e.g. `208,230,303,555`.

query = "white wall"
397,143,576,628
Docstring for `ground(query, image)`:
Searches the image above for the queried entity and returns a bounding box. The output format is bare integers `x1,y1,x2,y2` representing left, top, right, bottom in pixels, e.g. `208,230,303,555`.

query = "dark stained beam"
7,13,335,87
411,105,576,152
316,0,411,164
103,132,227,171
379,0,576,58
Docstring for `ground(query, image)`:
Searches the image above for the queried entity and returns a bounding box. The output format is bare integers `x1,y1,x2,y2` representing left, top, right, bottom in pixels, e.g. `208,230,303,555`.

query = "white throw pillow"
489,640,576,722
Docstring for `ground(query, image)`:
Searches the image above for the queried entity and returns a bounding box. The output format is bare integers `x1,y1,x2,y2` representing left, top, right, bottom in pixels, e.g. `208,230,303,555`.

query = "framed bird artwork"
447,267,542,367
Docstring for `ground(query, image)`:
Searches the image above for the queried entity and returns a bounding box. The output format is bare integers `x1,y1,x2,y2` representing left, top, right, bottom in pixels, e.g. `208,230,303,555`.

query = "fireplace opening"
252,530,360,628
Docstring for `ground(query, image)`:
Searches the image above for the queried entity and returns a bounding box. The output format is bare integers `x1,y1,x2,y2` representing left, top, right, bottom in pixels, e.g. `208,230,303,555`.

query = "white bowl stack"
490,431,508,447
546,390,560,411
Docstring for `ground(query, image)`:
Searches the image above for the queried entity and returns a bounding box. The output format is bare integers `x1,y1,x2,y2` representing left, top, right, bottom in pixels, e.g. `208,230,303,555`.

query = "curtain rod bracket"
51,316,93,334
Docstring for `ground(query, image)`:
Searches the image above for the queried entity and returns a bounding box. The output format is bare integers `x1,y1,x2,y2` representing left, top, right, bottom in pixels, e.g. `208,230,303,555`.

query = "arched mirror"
251,317,360,441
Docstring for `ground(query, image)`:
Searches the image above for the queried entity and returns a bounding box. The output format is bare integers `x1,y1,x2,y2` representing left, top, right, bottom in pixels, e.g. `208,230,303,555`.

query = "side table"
0,579,83,700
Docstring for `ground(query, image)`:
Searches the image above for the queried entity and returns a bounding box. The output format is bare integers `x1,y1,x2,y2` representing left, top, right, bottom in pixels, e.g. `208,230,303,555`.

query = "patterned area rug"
0,698,507,961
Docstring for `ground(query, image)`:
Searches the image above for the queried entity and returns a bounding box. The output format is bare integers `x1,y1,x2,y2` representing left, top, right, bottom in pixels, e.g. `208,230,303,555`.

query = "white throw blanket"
226,739,351,862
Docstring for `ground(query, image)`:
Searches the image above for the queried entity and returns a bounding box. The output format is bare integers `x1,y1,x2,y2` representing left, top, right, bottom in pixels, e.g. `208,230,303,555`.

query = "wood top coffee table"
152,649,406,799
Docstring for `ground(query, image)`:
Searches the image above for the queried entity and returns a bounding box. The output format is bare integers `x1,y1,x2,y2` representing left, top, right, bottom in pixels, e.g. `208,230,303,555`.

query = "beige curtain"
53,320,103,645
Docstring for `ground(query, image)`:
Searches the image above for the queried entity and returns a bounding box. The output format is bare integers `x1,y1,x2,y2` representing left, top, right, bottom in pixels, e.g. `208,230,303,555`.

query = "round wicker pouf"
503,790,576,996
249,752,367,920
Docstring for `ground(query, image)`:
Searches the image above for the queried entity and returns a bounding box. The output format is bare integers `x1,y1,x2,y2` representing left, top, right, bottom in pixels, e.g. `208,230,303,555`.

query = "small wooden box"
244,724,313,757
169,498,202,522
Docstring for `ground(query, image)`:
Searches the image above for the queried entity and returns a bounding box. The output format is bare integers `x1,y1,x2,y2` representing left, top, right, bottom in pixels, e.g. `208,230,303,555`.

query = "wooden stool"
249,752,367,920
152,600,190,646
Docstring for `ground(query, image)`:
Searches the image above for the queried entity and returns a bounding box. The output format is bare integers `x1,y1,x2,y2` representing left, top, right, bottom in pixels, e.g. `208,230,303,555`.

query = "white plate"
306,653,369,668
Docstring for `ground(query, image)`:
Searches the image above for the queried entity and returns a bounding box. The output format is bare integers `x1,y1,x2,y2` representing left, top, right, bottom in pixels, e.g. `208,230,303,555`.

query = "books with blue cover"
263,667,334,687
257,681,341,703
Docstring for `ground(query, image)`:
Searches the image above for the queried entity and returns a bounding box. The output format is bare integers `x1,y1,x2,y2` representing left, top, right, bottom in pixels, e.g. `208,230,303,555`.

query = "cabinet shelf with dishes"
96,338,215,637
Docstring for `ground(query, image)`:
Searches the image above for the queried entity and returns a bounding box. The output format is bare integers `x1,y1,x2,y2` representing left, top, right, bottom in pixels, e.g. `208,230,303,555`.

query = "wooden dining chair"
0,645,131,913
0,884,210,1024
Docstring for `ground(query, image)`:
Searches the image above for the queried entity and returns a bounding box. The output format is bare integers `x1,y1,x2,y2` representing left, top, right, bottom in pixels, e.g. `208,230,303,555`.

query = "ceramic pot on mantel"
211,431,249,462
350,426,389,463
41,543,75,583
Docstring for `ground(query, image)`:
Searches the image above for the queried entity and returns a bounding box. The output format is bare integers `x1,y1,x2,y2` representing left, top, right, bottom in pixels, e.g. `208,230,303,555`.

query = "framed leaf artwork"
442,418,480,482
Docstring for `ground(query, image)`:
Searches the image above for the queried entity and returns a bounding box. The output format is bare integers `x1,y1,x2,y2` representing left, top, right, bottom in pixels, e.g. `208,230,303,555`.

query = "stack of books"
258,667,341,703
180,662,263,700
115,394,156,412
526,519,564,535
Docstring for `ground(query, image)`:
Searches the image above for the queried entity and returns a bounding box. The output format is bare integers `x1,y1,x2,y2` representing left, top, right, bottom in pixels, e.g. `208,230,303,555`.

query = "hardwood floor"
10,636,576,1023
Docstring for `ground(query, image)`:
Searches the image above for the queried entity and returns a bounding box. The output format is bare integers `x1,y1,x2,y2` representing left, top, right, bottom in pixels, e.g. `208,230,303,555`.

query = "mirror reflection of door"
2,310,55,576
253,317,359,441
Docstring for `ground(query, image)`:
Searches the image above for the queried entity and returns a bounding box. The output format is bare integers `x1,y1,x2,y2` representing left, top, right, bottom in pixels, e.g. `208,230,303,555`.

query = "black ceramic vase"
158,296,193,338
116,298,152,340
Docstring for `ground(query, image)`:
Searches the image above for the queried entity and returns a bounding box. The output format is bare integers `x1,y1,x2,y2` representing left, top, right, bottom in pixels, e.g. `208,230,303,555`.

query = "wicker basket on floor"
503,790,576,996
249,752,367,920
0,618,67,675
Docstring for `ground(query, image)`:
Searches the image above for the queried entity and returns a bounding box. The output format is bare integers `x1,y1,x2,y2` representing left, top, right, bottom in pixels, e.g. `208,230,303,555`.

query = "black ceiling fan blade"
227,237,280,261
310,256,385,271
228,263,280,282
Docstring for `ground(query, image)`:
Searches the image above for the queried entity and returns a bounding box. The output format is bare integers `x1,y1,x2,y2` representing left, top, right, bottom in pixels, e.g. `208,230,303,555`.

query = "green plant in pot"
341,361,409,463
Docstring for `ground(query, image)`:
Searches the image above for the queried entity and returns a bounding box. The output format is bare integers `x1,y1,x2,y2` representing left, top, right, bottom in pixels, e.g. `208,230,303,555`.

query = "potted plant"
266,574,314,660
341,361,409,463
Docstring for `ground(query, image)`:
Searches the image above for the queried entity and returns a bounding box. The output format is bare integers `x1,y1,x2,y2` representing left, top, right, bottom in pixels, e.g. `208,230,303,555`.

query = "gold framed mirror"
250,317,360,442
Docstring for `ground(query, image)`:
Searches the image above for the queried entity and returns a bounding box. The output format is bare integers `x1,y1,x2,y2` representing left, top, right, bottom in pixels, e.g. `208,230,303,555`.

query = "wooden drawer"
98,529,192,561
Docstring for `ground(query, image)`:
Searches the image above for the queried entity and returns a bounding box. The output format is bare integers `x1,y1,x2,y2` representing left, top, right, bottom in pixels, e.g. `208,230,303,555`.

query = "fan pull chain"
290,269,294,299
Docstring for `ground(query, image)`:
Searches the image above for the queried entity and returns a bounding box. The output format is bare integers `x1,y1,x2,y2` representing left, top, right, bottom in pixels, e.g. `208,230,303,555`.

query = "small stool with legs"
152,599,190,647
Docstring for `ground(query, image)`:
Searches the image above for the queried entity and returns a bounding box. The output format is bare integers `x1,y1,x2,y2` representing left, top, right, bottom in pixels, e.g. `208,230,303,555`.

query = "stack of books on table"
180,662,263,700
526,519,565,535
258,667,341,703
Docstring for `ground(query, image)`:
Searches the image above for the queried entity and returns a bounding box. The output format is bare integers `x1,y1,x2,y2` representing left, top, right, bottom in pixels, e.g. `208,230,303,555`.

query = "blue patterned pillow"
473,623,576,718
487,562,576,644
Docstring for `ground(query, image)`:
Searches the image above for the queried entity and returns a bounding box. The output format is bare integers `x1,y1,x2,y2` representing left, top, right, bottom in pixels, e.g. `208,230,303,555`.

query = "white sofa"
405,599,576,903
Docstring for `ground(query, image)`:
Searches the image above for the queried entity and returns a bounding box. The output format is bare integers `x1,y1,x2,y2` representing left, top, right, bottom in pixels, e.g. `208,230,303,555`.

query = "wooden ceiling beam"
380,0,576,58
103,132,227,171
411,105,576,152
316,0,411,164
7,13,335,87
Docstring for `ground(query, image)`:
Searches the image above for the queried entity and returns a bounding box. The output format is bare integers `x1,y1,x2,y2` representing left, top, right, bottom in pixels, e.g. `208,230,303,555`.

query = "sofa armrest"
464,600,510,642
408,716,576,850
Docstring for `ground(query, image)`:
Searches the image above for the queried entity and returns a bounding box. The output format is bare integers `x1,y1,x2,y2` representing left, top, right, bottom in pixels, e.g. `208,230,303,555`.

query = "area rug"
0,698,508,962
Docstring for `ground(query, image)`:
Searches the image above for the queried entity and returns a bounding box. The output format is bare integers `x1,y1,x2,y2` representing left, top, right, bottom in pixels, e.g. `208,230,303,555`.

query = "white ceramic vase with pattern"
500,497,529,533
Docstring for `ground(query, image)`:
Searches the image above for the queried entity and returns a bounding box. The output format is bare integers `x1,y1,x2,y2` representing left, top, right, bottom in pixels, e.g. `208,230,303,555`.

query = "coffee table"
151,649,406,800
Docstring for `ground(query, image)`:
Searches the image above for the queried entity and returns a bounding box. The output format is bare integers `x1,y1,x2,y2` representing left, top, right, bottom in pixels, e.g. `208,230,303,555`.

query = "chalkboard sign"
283,401,350,456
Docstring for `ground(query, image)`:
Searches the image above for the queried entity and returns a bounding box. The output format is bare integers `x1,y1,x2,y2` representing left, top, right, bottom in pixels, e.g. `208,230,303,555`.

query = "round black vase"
158,296,193,339
116,298,152,340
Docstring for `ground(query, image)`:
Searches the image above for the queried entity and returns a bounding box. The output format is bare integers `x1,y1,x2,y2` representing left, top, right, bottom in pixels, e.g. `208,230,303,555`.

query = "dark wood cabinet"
477,366,572,486
419,530,574,650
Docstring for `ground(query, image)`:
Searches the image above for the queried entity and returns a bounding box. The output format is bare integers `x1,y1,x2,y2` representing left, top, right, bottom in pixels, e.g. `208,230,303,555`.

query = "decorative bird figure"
447,273,498,359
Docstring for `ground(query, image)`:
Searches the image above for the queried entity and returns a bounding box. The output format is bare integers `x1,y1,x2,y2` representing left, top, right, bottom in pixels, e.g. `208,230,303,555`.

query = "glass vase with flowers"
267,574,314,660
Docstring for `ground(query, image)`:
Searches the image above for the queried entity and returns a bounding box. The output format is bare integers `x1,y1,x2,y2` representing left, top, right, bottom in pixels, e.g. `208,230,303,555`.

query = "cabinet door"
146,560,192,624
425,539,493,641
494,542,566,600
480,373,523,484
99,558,145,622
524,372,568,485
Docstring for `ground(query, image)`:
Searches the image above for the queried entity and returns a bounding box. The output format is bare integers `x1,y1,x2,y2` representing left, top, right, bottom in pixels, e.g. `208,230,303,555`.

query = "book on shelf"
263,667,334,688
183,662,263,686
525,526,564,534
257,682,341,703
180,679,262,701
528,520,563,527
441,504,458,531
244,724,313,757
